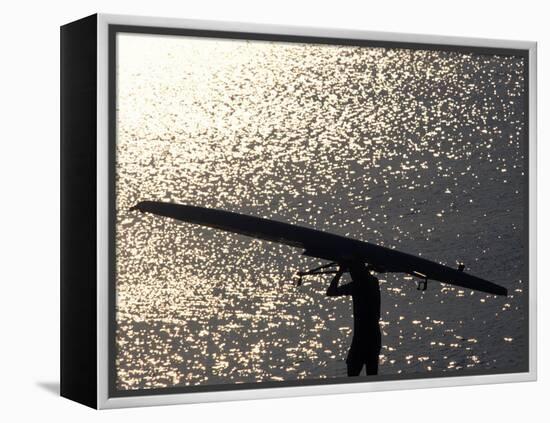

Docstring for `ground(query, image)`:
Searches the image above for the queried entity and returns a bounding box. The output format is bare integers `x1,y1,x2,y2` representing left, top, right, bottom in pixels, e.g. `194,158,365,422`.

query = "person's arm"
326,267,353,297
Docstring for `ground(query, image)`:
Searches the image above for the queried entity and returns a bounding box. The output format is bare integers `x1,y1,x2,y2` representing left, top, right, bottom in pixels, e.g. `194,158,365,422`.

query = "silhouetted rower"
326,262,381,376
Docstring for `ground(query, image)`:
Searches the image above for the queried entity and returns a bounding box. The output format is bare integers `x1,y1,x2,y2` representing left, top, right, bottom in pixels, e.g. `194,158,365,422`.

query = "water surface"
115,34,528,391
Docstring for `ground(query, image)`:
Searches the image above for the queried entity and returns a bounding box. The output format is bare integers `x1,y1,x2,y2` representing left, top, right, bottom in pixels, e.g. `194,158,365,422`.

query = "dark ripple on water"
114,34,527,390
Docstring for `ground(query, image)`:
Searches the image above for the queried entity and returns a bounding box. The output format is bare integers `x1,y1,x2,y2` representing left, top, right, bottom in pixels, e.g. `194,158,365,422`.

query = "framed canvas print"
60,14,537,409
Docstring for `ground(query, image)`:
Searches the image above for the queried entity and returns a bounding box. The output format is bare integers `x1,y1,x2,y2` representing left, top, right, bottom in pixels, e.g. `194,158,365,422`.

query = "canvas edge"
95,13,537,409
60,13,99,409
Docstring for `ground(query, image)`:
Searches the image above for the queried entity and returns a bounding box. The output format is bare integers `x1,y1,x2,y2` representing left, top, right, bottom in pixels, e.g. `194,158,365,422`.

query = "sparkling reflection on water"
115,34,527,391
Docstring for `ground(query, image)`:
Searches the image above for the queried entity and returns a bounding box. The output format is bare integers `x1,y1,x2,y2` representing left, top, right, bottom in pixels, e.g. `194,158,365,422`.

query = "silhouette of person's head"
346,261,372,281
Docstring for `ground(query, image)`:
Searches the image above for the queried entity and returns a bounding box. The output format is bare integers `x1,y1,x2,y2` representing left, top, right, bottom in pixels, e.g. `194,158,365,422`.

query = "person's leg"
346,344,364,376
365,325,382,376
365,349,380,375
365,279,382,376
347,359,363,377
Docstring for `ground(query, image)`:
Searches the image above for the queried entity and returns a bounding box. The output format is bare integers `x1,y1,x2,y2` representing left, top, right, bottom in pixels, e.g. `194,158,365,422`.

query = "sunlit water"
115,33,528,391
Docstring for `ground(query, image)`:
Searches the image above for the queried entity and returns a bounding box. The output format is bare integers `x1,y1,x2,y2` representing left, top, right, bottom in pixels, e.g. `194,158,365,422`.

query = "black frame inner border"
108,23,531,399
